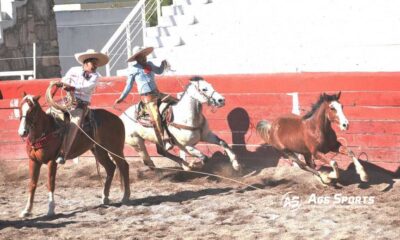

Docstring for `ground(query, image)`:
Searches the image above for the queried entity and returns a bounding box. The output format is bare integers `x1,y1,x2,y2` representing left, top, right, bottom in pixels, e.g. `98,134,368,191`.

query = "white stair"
120,0,400,76
146,26,181,38
144,35,183,48
155,0,400,75
0,0,28,44
117,0,211,76
158,14,196,27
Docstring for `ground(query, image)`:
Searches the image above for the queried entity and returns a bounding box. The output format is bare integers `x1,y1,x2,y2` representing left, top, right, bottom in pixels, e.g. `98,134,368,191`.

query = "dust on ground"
0,157,399,240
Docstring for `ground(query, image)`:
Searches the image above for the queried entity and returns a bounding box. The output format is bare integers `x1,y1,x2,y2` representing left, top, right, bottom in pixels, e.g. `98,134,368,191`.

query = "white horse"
120,76,241,171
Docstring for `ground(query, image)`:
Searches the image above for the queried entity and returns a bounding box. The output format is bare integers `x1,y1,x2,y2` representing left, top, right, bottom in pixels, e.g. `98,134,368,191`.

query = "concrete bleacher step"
162,4,189,16
150,46,178,60
116,0,212,75
173,0,212,6
144,35,183,48
158,14,196,27
146,25,181,38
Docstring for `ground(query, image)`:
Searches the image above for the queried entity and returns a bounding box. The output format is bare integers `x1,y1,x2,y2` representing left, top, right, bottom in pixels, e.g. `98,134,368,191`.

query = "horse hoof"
19,211,31,218
181,163,191,171
143,160,156,168
102,197,110,205
47,211,55,217
189,160,204,170
318,173,332,185
121,197,129,205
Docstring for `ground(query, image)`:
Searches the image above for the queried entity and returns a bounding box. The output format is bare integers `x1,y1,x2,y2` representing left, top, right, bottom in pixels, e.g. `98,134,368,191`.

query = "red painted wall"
1,73,399,173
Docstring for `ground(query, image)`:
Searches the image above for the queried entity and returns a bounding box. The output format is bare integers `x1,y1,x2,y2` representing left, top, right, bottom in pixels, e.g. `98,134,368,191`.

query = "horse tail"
256,120,271,144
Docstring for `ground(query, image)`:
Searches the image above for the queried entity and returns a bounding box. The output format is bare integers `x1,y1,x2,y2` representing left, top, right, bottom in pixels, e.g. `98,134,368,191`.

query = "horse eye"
202,88,208,92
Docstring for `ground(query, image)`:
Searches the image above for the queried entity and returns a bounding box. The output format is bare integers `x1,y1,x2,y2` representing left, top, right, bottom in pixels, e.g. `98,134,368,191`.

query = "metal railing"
101,0,161,76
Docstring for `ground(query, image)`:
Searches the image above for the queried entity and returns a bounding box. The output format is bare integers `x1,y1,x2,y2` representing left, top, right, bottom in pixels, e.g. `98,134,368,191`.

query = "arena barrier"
1,73,399,174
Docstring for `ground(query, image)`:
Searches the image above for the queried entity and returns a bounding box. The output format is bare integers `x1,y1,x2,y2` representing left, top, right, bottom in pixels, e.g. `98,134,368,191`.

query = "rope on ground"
58,90,263,191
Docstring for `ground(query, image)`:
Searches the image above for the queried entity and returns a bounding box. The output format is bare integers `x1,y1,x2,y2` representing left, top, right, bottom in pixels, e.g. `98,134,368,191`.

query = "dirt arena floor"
0,155,399,240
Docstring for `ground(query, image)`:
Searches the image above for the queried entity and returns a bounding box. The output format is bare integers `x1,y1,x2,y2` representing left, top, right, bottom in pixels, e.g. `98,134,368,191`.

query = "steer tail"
256,120,271,144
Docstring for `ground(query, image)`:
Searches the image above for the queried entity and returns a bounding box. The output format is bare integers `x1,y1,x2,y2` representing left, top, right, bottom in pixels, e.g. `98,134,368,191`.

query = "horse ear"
33,95,41,102
337,91,341,99
22,91,27,97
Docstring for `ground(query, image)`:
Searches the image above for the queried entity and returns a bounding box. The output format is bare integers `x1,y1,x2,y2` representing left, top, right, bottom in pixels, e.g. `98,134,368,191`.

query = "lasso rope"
56,87,262,191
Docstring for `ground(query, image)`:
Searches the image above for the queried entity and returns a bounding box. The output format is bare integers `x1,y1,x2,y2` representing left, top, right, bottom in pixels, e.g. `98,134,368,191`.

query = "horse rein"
193,80,218,107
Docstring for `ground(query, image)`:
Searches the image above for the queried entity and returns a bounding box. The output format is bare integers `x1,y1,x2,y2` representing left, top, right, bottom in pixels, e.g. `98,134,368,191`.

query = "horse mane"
190,76,203,82
303,93,338,119
183,76,204,92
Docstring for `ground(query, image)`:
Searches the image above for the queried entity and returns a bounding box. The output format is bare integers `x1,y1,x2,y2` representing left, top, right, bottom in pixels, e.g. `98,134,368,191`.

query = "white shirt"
61,66,101,103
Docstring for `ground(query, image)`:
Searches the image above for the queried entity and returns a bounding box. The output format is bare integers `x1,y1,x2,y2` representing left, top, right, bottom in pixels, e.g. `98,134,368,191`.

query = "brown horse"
257,92,368,184
17,93,130,217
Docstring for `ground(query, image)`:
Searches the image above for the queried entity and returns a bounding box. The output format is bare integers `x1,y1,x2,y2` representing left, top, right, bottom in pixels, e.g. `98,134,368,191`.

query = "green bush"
146,0,173,27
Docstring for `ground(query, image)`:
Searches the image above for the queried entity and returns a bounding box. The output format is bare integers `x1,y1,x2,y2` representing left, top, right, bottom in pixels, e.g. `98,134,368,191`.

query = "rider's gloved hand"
161,60,169,70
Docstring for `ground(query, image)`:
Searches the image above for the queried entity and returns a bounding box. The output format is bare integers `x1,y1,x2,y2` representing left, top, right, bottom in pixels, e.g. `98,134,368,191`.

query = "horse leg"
284,152,331,184
109,150,131,204
156,144,191,171
133,137,156,168
314,152,340,180
339,146,368,182
178,145,208,170
91,148,116,205
201,131,241,171
303,153,316,169
20,158,41,217
46,160,57,216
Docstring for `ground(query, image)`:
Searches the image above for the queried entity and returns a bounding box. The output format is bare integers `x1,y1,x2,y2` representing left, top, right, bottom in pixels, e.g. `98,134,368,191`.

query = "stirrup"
56,156,66,165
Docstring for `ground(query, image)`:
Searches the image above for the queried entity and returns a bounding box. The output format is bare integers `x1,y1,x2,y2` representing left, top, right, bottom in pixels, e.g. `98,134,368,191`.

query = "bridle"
192,80,218,106
19,99,39,129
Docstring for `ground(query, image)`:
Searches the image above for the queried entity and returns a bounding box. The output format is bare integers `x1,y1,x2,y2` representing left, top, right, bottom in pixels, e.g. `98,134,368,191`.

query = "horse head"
186,76,225,107
324,91,349,130
18,92,41,137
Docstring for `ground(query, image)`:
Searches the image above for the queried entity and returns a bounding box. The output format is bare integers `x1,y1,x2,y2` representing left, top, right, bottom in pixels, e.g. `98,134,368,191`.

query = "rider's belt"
73,98,90,108
140,89,159,96
140,89,159,103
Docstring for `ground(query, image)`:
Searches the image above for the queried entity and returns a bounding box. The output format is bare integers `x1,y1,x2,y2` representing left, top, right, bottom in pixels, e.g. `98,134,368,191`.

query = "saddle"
135,97,176,128
47,107,96,136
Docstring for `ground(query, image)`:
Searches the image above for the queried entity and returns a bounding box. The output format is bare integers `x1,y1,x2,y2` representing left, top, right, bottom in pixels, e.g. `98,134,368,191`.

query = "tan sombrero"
75,49,109,67
127,46,154,62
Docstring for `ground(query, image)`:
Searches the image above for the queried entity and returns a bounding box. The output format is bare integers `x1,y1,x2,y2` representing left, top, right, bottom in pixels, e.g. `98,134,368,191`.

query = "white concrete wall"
56,7,136,75
155,0,400,75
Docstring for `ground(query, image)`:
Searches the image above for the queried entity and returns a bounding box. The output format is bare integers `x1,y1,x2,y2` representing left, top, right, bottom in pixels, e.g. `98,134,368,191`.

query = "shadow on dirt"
338,160,398,191
167,107,282,179
0,217,76,230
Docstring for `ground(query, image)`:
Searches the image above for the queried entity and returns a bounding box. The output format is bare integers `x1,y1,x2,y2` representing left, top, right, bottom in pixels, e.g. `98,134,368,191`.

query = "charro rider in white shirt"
55,49,109,164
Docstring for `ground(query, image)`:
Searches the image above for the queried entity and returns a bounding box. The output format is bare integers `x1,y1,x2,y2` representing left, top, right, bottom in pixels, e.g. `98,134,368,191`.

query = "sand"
0,157,398,240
